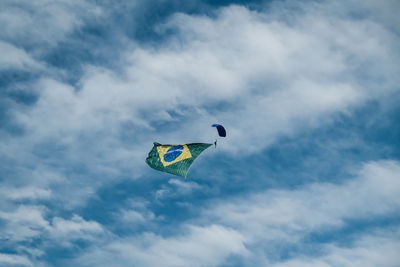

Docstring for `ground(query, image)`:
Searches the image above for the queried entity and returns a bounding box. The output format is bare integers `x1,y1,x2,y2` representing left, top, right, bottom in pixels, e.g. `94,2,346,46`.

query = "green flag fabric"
146,142,212,178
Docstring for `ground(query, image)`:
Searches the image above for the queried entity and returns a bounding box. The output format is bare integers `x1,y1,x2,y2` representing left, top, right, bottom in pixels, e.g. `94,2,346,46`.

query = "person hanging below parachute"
212,124,226,148
145,124,226,178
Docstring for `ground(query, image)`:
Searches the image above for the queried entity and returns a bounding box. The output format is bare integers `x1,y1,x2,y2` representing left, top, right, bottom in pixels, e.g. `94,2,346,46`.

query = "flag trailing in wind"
146,142,212,177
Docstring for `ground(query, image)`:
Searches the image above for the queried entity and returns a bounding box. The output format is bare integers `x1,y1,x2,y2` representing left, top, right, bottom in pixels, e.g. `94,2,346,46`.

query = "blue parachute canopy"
212,124,226,137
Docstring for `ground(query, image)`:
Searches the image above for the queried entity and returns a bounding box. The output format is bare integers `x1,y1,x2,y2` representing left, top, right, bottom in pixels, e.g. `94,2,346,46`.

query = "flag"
145,142,212,178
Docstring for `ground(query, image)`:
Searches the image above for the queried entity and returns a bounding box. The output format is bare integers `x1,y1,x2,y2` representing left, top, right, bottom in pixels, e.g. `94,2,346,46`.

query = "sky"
0,0,400,266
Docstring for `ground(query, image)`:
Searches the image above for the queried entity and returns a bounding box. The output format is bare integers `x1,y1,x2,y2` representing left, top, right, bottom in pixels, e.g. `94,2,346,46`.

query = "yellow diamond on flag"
157,144,192,167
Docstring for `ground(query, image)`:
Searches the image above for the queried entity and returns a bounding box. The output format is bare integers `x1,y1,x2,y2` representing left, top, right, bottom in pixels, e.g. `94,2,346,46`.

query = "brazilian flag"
146,142,212,178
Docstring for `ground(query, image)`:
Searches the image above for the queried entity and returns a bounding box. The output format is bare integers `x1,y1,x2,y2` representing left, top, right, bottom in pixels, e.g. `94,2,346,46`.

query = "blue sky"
1,0,400,266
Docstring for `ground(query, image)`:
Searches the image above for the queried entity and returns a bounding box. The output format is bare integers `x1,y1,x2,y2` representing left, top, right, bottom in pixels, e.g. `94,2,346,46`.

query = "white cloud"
271,229,400,267
203,161,400,244
0,0,101,49
154,179,205,201
0,205,50,241
116,199,160,225
120,209,156,224
79,224,247,267
0,41,43,70
0,205,103,244
0,253,33,267
120,210,147,223
0,0,396,231
0,186,51,200
168,178,203,194
16,246,44,258
51,214,103,236
75,160,400,266
10,2,399,163
1,0,399,265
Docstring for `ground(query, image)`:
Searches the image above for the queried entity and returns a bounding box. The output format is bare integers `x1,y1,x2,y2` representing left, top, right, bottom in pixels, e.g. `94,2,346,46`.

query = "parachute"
212,124,226,137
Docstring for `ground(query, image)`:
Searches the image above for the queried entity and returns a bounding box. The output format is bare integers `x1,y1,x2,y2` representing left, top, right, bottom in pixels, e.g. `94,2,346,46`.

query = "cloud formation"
0,0,399,266
74,160,400,266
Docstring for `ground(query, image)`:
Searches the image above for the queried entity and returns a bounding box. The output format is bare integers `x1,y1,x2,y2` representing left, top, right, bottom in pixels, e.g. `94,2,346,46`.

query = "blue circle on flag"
164,145,184,162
